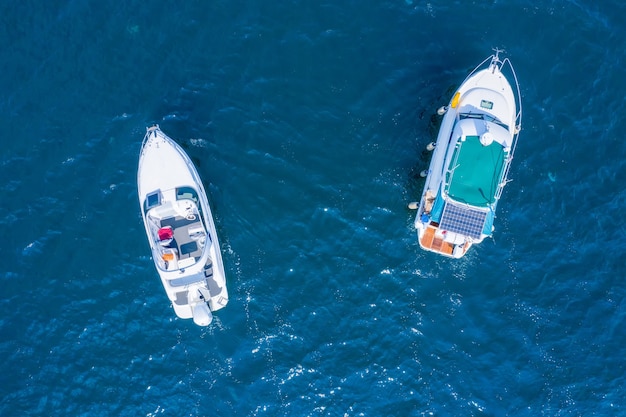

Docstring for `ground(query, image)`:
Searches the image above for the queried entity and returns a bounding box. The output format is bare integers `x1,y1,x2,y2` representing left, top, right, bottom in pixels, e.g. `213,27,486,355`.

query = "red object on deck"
158,226,174,241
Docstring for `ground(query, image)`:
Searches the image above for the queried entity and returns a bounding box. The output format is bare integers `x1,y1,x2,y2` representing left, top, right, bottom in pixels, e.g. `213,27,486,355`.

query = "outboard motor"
192,302,213,326
190,287,213,326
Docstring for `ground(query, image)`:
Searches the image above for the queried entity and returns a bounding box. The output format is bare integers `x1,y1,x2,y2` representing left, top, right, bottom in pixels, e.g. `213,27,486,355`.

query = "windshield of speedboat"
176,186,205,223
176,186,199,203
460,113,509,131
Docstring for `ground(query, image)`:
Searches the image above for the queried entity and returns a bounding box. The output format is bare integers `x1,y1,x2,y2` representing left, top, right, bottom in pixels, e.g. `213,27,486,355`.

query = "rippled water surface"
2,1,626,415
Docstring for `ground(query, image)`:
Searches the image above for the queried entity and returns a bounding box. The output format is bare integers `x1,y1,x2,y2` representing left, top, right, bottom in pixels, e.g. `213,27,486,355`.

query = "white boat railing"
493,51,523,202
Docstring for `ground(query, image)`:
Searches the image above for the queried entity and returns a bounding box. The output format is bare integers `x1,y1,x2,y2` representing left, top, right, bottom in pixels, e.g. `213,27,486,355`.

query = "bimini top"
444,117,510,207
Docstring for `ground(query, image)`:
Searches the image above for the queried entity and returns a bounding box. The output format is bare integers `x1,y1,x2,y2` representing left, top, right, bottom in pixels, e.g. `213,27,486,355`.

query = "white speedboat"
410,51,522,258
138,125,228,325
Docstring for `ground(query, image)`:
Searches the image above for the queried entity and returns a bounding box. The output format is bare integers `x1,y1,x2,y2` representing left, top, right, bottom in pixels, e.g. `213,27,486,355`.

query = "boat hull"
413,53,522,258
138,126,228,325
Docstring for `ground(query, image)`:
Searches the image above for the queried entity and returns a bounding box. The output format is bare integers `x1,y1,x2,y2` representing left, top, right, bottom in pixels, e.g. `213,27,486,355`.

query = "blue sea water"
2,0,626,415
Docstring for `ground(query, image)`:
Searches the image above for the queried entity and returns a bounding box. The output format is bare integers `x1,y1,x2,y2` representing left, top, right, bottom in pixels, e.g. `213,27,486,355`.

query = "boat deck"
160,214,204,262
420,225,454,256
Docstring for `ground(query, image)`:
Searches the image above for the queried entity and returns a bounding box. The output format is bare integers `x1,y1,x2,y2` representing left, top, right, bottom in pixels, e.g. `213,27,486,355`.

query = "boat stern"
417,222,471,258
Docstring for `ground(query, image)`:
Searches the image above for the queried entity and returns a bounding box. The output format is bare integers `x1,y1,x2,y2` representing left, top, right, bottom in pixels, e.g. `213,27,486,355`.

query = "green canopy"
446,136,505,206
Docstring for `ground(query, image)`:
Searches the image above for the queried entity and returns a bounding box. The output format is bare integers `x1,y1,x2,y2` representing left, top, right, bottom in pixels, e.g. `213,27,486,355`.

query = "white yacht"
410,51,522,258
138,125,228,325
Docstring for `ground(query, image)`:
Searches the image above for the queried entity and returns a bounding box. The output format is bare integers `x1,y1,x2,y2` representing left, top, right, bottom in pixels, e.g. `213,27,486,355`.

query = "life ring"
186,213,196,221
